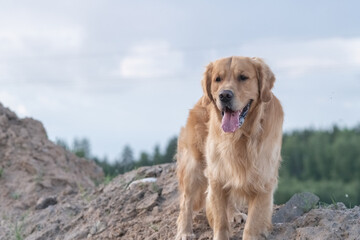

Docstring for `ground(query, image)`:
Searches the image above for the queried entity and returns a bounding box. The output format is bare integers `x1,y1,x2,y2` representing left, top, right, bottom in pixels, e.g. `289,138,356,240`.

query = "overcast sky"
1,1,360,160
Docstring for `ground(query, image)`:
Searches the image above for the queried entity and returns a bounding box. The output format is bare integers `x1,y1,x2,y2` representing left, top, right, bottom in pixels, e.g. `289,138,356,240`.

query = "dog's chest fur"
204,117,274,197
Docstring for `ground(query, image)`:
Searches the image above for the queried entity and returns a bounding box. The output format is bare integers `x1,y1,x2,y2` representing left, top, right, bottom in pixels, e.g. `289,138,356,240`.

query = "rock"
329,202,347,210
89,225,97,235
136,193,159,210
152,206,160,215
63,229,89,240
272,192,320,224
61,185,76,196
97,221,107,233
141,165,163,178
268,203,360,239
89,221,107,235
128,177,157,190
35,196,58,210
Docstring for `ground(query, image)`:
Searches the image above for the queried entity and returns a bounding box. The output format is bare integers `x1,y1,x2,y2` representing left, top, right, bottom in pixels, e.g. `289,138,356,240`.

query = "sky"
1,0,360,160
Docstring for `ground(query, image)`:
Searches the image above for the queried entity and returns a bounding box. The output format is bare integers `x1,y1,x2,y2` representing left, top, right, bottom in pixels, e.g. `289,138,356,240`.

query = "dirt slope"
0,103,103,239
0,102,359,240
17,163,360,240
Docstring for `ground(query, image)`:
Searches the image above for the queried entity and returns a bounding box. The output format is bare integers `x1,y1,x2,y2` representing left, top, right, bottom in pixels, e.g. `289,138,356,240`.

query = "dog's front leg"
243,191,273,240
206,179,230,240
176,151,207,240
176,192,195,240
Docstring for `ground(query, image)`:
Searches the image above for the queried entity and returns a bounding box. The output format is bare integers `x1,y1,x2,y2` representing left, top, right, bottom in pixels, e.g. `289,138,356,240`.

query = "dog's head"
202,56,275,133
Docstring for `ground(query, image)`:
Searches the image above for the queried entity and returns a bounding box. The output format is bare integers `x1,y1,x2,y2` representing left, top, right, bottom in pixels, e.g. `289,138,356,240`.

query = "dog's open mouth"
221,100,253,133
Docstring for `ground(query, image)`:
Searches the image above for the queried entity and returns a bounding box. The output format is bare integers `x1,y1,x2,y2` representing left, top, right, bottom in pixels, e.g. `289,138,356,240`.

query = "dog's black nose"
219,90,233,103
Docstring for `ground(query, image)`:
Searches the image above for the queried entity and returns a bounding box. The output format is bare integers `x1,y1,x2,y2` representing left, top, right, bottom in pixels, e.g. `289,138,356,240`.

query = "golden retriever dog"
176,56,283,240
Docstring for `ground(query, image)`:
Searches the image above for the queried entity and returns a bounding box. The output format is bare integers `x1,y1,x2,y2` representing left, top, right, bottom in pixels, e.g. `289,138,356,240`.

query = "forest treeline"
276,125,360,207
55,136,178,180
57,124,360,207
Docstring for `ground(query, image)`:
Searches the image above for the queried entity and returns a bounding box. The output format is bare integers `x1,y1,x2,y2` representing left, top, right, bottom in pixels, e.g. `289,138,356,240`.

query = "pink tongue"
221,111,240,133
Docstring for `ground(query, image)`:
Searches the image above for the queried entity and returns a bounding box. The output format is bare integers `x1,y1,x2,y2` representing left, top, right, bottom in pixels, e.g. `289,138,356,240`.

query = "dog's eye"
215,77,221,82
238,74,248,81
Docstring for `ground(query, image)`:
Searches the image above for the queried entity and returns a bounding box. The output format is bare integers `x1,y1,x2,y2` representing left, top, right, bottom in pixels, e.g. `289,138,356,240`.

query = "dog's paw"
234,212,247,224
243,229,269,240
181,233,196,240
175,233,196,240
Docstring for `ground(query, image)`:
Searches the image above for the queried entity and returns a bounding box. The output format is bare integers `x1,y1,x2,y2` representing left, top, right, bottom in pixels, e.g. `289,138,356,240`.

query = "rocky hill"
0,103,359,240
0,103,103,239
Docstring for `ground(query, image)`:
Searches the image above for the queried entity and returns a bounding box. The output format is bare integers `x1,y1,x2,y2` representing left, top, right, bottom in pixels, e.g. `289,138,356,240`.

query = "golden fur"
176,56,284,240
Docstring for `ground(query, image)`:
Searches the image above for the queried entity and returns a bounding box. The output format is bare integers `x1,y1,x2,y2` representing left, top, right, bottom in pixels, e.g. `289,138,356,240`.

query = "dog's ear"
201,62,214,102
253,58,275,103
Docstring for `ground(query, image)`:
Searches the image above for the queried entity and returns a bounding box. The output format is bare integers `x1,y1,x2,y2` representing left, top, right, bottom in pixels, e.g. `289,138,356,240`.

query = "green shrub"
275,178,359,207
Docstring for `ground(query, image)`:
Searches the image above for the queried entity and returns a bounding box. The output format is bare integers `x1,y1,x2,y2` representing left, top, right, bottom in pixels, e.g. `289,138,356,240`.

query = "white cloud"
0,14,83,57
117,41,184,78
239,37,360,78
0,26,83,55
0,16,84,87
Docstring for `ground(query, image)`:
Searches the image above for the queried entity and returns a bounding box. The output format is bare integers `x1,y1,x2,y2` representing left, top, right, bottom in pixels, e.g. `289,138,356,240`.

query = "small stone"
89,225,97,235
97,221,107,233
136,193,159,210
336,202,347,210
144,166,162,178
35,196,57,210
61,185,76,196
272,192,319,223
64,229,88,240
89,221,107,236
128,178,157,190
152,206,160,215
